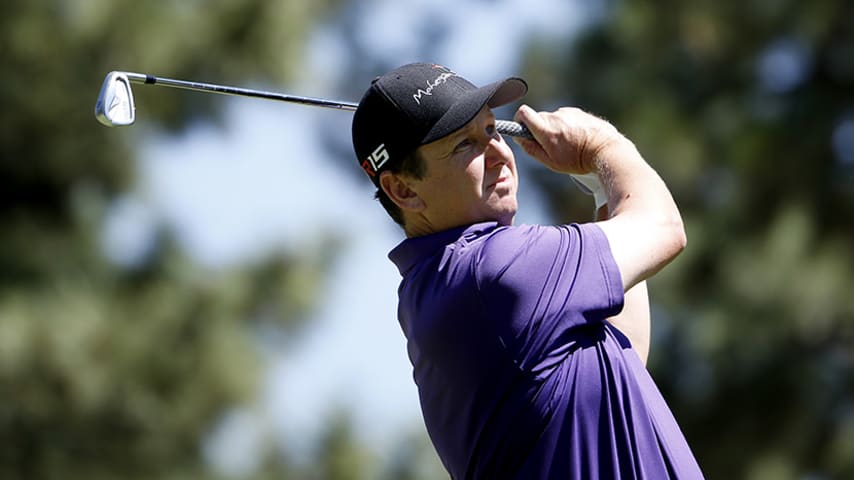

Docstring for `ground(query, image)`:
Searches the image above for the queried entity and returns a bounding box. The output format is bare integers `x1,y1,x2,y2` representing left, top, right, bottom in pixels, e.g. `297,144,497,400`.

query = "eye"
485,123,497,138
453,138,473,153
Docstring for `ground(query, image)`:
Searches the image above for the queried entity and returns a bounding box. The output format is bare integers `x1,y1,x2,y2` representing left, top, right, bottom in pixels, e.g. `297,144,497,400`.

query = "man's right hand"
512,105,626,176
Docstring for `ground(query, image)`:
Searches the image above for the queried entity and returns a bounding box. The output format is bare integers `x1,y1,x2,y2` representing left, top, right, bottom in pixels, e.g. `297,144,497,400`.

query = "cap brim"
486,78,528,109
422,77,528,144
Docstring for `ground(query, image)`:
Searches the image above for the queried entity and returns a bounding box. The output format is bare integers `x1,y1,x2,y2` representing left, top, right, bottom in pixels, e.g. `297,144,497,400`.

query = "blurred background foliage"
0,0,360,479
1,0,852,479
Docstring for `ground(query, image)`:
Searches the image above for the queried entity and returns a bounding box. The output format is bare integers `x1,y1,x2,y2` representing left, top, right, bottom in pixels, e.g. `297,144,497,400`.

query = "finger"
514,105,548,143
513,136,546,160
513,105,552,160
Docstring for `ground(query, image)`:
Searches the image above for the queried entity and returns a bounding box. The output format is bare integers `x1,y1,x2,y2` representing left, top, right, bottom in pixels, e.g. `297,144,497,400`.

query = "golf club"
94,71,533,139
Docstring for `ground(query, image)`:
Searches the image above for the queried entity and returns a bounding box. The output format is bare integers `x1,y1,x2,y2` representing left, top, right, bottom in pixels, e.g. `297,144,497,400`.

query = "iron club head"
95,71,136,127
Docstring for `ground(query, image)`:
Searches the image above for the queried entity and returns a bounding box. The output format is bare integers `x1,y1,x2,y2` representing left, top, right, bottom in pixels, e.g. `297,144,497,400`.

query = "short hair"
375,148,427,227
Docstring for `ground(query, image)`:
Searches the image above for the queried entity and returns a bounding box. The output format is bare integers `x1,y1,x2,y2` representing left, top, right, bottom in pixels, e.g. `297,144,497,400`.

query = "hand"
512,105,625,175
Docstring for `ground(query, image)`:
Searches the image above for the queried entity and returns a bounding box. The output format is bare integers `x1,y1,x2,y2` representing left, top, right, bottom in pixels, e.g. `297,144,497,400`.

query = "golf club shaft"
123,72,358,111
119,71,532,138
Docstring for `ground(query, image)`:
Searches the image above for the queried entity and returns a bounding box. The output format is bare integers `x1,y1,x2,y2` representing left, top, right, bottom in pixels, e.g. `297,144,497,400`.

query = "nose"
483,130,510,169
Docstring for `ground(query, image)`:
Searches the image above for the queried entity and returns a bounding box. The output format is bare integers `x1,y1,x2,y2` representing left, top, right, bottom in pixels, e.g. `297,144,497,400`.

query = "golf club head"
95,71,135,127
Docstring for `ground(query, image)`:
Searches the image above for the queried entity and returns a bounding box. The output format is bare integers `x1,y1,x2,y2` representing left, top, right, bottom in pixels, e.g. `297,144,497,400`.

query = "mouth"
487,163,515,191
488,175,511,191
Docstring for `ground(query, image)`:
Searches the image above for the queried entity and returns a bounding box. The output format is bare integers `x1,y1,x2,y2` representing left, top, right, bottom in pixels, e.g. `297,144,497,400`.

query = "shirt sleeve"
474,223,624,372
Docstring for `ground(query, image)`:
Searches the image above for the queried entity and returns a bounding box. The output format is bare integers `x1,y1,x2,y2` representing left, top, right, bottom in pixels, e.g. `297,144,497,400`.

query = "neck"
403,213,515,238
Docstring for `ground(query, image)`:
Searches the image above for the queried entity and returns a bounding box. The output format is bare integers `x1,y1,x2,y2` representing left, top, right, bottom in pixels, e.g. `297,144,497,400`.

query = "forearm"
596,139,679,224
594,138,686,289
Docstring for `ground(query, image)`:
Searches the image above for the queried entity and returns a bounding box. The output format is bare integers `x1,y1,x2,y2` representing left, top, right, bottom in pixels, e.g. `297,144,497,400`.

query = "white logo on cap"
361,144,390,177
413,70,457,105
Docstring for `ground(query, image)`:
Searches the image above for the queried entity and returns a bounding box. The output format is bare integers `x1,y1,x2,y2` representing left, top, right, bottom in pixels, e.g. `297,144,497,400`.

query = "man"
352,63,703,479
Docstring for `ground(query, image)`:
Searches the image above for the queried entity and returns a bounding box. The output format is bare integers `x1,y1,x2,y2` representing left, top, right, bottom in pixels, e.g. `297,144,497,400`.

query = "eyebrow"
446,111,495,147
448,123,476,144
431,125,470,159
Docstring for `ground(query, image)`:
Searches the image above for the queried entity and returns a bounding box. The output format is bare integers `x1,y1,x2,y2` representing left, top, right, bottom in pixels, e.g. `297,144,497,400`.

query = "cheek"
426,170,480,207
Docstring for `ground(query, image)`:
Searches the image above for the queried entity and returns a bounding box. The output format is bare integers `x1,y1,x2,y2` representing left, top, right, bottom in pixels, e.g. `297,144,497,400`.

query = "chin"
494,206,517,226
497,215,515,227
479,197,517,226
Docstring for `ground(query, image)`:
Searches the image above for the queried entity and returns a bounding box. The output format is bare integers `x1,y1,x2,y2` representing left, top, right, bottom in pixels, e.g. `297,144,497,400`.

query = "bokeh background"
2,0,853,478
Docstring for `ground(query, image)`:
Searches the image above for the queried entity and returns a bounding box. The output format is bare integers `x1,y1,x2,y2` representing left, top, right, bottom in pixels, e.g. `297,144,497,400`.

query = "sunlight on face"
410,107,519,233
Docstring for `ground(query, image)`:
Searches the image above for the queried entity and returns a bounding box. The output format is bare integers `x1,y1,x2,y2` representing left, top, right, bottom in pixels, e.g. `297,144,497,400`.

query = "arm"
513,106,686,292
597,200,652,365
591,137,686,291
514,106,683,364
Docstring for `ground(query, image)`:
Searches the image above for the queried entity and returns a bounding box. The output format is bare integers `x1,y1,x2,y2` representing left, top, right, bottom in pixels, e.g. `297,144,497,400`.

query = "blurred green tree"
0,0,365,479
520,0,854,478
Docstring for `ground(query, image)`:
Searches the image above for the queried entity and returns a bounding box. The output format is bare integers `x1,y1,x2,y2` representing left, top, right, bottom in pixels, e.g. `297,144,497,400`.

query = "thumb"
514,104,547,142
512,105,546,159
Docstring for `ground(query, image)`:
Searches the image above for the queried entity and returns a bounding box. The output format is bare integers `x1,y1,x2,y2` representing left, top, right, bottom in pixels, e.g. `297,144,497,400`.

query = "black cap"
352,63,527,186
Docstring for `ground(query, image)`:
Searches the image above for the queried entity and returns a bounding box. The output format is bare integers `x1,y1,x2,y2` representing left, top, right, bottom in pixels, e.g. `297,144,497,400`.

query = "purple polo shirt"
389,222,703,479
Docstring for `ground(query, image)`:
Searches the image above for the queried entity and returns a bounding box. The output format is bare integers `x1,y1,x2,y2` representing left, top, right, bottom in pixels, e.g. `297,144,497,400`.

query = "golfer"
352,63,703,479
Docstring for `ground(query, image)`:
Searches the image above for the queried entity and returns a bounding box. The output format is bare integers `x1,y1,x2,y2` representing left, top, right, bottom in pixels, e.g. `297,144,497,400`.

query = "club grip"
495,120,533,140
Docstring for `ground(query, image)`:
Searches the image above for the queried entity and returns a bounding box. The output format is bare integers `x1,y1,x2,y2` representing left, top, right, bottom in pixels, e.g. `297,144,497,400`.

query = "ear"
379,171,425,212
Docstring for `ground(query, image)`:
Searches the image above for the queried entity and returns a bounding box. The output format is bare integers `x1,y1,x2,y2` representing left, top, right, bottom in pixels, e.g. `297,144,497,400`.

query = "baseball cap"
352,63,527,187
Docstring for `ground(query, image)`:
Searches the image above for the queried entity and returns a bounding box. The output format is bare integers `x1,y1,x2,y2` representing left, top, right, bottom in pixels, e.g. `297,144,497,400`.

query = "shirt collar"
388,221,500,276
